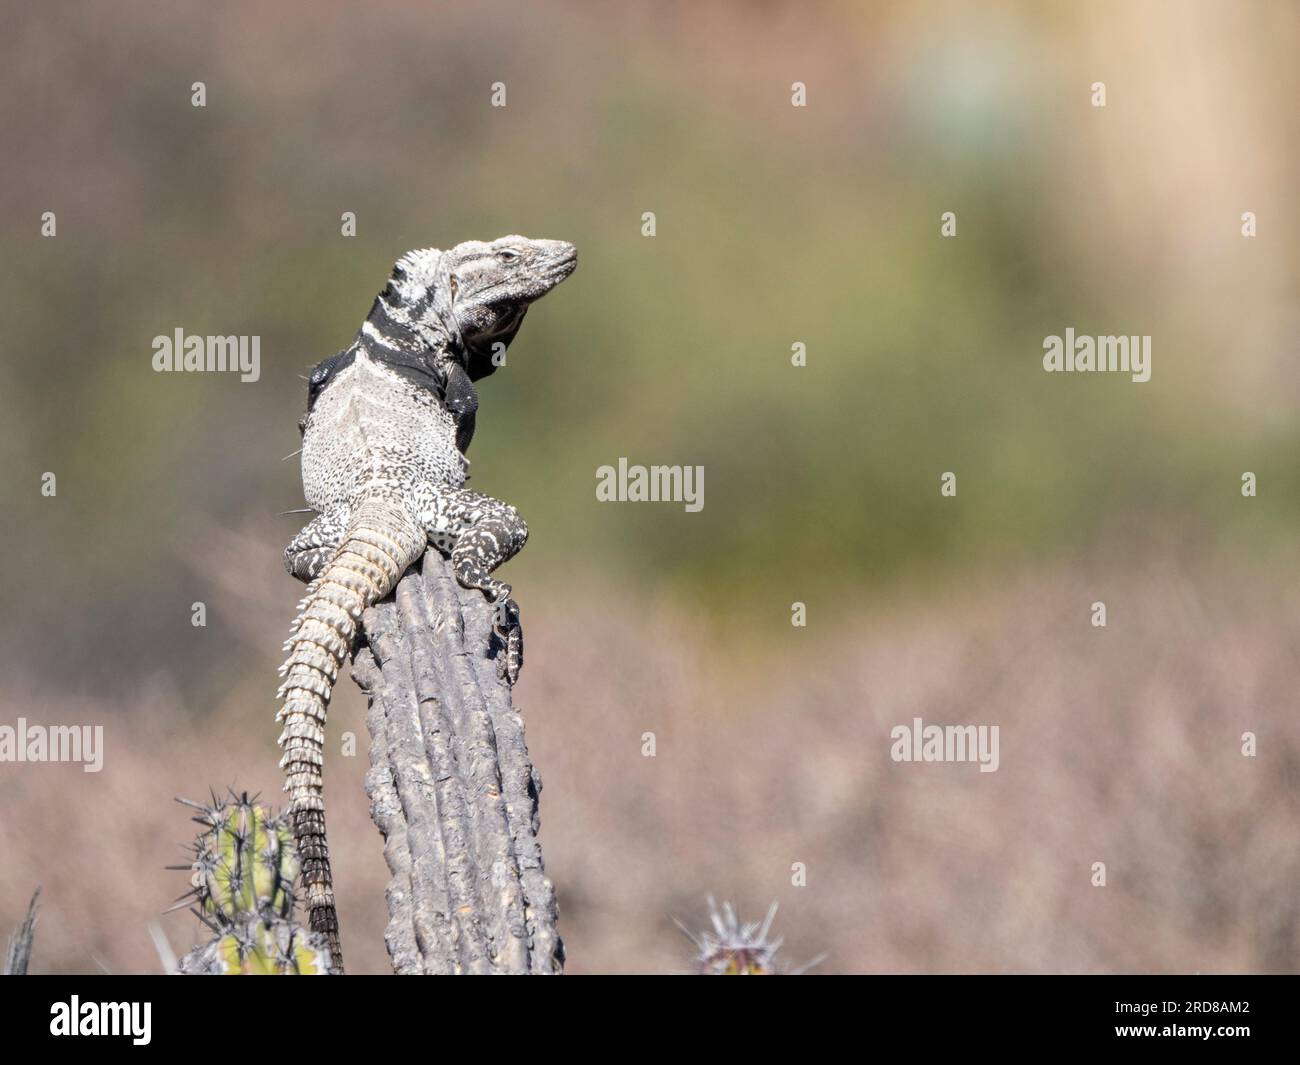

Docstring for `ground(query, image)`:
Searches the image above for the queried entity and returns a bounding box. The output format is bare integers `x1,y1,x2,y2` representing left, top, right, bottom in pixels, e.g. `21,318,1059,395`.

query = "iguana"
277,236,577,972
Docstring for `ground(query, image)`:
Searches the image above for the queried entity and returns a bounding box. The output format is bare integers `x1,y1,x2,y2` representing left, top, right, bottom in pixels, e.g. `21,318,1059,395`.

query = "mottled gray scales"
276,236,576,971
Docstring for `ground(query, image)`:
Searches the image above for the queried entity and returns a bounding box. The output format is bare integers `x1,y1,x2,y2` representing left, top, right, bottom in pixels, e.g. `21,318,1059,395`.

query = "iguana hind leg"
420,486,528,683
283,509,349,581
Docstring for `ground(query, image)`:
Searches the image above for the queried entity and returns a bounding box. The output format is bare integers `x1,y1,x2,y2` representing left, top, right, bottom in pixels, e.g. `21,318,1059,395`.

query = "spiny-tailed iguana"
277,236,576,972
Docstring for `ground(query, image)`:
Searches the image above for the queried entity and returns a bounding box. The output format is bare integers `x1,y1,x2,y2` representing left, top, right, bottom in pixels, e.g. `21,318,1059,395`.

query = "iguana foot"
284,510,348,582
491,594,523,685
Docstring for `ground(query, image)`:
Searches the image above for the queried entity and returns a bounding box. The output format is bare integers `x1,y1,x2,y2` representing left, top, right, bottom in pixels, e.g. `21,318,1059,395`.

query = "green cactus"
189,794,297,923
185,915,330,975
171,791,333,975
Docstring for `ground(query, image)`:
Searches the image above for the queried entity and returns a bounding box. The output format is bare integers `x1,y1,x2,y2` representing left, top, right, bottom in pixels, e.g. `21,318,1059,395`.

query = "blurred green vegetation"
1,1,1295,687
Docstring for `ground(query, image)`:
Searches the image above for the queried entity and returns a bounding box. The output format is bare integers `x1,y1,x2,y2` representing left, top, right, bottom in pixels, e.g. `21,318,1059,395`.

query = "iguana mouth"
548,245,578,283
553,246,577,275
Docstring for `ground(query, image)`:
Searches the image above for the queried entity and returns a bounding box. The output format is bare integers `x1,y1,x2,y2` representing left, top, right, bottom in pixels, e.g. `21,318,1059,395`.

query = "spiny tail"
276,497,424,974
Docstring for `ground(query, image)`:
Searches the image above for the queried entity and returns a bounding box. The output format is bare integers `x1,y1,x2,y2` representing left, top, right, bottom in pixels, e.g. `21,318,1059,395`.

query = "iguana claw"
492,596,523,685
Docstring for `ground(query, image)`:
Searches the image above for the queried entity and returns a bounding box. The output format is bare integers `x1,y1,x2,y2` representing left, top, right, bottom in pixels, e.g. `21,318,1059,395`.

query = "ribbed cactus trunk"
277,493,425,972
351,552,563,974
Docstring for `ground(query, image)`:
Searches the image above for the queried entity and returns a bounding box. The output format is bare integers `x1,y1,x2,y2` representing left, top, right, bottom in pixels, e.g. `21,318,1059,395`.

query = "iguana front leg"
420,486,528,684
438,359,479,455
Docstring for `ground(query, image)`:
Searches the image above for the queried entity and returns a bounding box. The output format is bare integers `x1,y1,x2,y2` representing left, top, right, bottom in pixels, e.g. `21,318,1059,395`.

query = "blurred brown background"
0,0,1296,973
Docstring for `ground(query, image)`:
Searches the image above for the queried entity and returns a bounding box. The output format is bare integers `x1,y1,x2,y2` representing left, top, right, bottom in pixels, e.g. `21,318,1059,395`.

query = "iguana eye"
497,249,520,263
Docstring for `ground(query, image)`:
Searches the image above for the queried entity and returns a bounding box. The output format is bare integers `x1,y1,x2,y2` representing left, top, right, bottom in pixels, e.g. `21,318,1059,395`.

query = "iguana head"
369,236,575,382
442,235,577,380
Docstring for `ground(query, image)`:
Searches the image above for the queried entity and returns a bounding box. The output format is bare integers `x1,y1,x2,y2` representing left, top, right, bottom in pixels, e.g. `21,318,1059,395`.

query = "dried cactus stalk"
4,889,39,976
